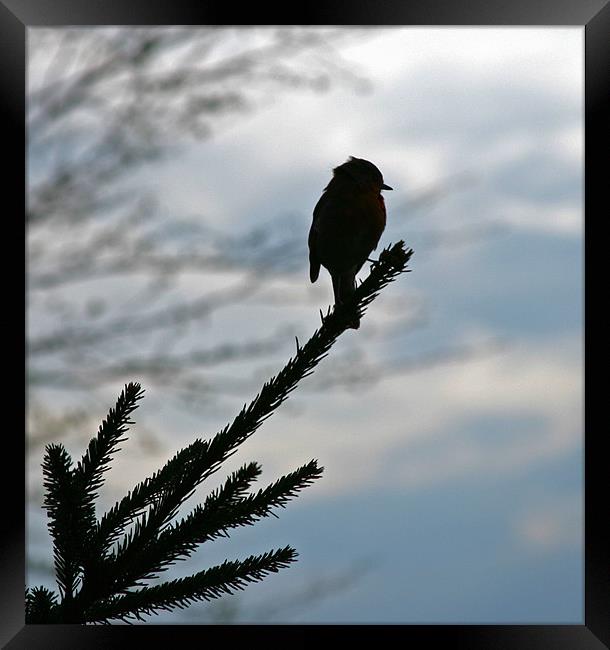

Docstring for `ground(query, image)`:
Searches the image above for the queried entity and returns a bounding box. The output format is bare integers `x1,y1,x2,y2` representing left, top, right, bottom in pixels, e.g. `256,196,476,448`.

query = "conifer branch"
73,383,145,566
25,587,59,624
92,241,413,565
28,240,413,623
74,382,145,503
41,444,81,601
85,547,298,623
105,460,322,592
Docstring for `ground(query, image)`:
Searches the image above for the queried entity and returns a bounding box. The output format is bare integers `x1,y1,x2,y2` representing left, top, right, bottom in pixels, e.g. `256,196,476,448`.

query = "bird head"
332,156,393,192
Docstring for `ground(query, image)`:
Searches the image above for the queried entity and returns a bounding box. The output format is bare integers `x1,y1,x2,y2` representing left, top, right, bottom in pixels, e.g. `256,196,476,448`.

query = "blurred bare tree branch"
27,27,373,442
27,26,507,452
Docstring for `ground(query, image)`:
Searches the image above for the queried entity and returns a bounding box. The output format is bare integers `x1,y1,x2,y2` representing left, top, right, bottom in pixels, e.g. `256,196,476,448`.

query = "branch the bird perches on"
26,241,413,624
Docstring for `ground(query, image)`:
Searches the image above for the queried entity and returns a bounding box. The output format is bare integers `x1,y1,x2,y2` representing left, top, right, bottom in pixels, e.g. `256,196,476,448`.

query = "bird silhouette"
308,157,392,329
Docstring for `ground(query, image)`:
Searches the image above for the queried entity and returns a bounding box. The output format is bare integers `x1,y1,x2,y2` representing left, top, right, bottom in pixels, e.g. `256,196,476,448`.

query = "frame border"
4,1,608,647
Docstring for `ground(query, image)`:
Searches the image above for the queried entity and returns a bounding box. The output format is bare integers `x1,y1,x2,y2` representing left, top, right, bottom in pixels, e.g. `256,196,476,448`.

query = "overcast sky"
28,27,583,624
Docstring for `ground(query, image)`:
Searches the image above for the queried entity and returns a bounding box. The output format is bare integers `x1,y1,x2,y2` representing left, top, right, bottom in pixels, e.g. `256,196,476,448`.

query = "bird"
308,157,393,329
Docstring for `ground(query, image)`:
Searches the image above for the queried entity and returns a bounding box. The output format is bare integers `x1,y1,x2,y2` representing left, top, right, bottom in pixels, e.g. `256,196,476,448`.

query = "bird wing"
310,189,386,278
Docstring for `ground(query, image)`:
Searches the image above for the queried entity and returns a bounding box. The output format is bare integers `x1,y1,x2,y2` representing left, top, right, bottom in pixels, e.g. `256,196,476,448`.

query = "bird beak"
381,183,393,191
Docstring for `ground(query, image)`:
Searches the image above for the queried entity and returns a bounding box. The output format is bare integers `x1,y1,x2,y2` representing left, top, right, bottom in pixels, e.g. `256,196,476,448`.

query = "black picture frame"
4,1,607,647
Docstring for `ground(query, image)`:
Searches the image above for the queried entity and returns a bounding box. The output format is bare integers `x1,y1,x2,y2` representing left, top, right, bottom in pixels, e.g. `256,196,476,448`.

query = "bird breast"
362,191,387,236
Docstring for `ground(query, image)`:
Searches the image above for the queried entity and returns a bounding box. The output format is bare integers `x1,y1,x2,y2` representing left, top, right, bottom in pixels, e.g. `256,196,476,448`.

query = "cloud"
192,333,582,499
341,28,582,95
145,27,582,241
512,495,582,551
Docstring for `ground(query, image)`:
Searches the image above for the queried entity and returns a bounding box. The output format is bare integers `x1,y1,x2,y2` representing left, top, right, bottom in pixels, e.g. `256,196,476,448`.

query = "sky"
27,27,583,624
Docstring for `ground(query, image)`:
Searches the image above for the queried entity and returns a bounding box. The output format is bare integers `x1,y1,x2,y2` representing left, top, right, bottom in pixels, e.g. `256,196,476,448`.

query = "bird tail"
332,273,360,329
309,259,320,283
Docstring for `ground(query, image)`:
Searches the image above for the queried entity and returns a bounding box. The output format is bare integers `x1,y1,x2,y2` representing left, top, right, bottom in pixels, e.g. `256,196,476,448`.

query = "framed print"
3,0,608,647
